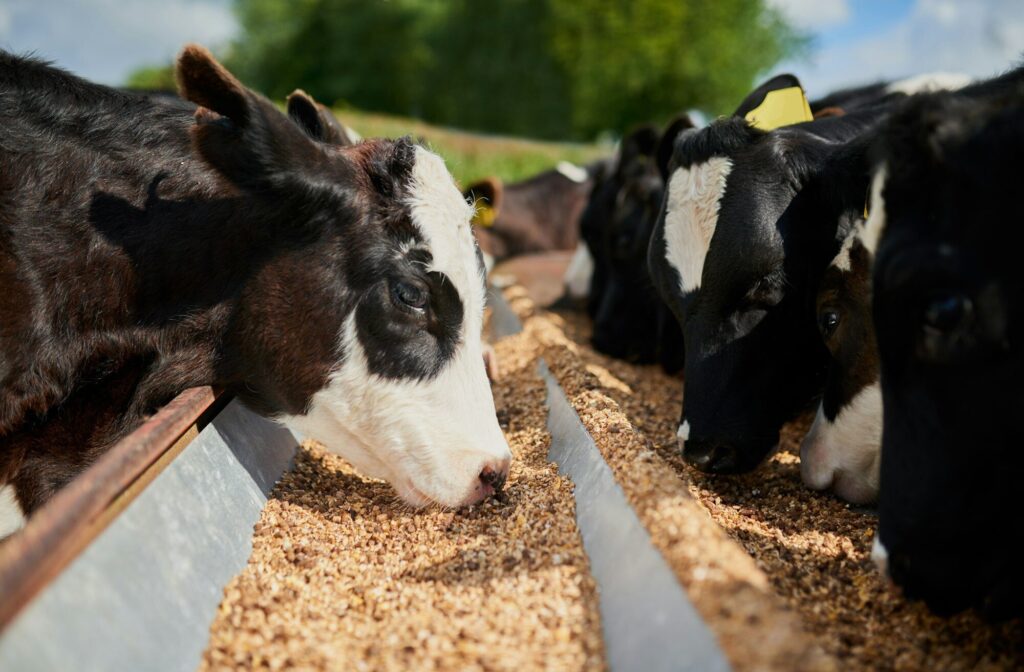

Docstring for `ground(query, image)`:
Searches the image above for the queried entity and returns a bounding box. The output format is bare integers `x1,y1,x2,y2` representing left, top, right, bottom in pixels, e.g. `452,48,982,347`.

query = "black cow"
0,46,510,532
572,123,688,371
869,83,1024,618
801,68,1024,505
648,74,898,473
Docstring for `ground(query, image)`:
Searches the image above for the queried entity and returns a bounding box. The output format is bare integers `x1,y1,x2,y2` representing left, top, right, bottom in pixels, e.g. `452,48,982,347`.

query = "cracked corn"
200,326,605,672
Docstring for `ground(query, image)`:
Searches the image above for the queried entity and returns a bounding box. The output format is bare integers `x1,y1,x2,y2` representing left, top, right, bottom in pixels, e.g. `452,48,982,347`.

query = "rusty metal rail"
0,386,223,631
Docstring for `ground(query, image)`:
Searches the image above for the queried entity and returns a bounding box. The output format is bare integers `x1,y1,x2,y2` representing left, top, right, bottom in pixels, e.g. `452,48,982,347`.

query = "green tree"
424,0,572,139
124,64,177,91
548,0,803,136
149,0,804,140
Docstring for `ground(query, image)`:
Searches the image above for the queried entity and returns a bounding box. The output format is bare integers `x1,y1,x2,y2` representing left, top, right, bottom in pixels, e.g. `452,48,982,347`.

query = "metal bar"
0,386,220,631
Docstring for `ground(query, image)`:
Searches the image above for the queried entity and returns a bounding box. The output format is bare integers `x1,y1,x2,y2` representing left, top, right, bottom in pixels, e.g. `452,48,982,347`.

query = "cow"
800,69,1021,505
462,161,594,269
574,120,693,370
868,83,1024,619
0,45,511,531
648,73,900,474
808,72,971,115
799,223,881,504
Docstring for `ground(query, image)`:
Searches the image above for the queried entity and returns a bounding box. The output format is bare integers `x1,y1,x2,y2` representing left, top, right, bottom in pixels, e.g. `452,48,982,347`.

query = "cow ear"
621,125,660,161
177,44,250,126
287,89,359,146
617,124,660,178
176,44,327,191
733,74,803,118
465,177,503,227
656,114,696,180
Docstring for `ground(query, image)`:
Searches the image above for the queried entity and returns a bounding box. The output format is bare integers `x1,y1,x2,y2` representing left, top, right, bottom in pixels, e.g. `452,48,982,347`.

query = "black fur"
648,74,896,474
579,124,684,371
0,48,461,513
871,78,1024,619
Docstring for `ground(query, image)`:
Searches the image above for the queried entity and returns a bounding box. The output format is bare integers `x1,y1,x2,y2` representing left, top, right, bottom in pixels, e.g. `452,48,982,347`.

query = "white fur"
885,72,971,96
871,536,889,577
861,165,888,257
556,161,589,184
0,484,25,539
280,147,510,508
563,242,594,299
341,125,362,145
832,225,859,271
481,251,495,274
663,158,733,295
800,383,883,504
676,420,691,442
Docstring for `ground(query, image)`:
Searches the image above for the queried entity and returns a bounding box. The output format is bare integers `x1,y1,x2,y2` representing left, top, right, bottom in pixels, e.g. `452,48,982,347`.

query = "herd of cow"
0,43,1020,625
479,67,1024,620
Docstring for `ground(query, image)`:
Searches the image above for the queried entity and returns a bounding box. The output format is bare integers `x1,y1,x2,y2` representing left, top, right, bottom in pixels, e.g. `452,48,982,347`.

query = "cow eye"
923,292,971,332
818,309,840,339
393,280,427,310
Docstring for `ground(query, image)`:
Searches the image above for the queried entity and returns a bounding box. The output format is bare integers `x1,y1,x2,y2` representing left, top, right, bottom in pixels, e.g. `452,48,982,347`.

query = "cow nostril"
683,440,740,474
480,465,509,502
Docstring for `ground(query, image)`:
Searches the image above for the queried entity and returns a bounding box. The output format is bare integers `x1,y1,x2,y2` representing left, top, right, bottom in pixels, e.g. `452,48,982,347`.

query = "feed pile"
201,325,605,672
538,291,1024,672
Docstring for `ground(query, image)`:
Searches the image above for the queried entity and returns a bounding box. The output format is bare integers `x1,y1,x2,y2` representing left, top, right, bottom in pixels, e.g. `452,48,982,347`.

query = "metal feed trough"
0,291,730,672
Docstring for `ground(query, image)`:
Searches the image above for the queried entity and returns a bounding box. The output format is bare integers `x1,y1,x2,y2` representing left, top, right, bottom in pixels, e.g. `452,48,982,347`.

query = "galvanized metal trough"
0,291,728,672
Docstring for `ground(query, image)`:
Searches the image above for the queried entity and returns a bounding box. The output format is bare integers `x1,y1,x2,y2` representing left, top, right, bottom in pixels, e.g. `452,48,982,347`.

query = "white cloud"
774,0,1024,97
0,0,238,85
768,0,851,30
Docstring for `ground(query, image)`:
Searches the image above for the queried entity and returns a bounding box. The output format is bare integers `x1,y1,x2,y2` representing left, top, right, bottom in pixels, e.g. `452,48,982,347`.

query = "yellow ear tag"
471,201,496,228
744,86,814,131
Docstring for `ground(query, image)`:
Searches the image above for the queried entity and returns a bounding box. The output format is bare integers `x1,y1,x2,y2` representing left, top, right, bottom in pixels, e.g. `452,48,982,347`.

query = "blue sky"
0,0,1021,100
769,0,1024,96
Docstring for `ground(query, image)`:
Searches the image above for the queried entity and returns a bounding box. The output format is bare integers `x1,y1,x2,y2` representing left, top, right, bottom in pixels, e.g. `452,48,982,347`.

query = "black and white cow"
808,72,971,115
800,223,882,504
648,74,898,474
801,68,1024,506
0,45,510,535
868,83,1024,618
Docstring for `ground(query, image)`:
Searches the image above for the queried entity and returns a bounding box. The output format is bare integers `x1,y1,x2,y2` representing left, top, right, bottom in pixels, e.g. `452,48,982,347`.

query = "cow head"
870,90,1024,617
800,223,881,504
177,45,510,508
649,74,879,473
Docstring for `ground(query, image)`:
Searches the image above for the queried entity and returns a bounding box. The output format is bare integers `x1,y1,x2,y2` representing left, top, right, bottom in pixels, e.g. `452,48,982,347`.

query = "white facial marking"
832,225,859,272
280,147,511,508
556,161,590,184
663,158,733,295
800,382,883,504
563,241,594,299
677,420,691,443
871,536,890,577
885,72,971,96
0,484,25,539
861,165,888,257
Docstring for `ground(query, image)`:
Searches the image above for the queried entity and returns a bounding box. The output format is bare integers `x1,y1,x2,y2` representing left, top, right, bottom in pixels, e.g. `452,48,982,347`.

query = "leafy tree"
424,0,572,139
124,64,176,91
548,0,804,136
129,0,804,140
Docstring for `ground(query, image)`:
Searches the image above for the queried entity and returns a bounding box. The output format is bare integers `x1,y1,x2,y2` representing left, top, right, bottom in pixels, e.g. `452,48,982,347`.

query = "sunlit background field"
3,0,1022,185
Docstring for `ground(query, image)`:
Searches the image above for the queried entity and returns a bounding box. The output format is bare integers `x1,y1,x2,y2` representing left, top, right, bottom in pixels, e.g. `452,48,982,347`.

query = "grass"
333,108,611,187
